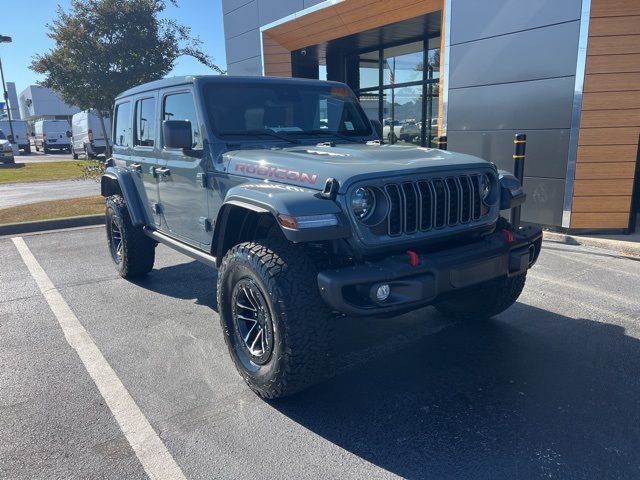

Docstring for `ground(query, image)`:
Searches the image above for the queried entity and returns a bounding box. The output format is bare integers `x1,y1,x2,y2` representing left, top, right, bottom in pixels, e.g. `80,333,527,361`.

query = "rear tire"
435,273,527,321
23,146,31,155
71,146,78,159
105,195,155,278
217,239,333,399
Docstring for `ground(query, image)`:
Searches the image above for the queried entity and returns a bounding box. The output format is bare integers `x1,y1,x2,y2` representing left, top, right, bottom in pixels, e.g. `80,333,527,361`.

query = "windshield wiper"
218,129,300,144
287,129,360,143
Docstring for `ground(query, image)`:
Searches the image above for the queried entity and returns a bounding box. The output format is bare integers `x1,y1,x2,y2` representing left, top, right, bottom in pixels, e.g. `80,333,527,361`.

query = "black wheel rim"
231,279,274,366
109,214,123,264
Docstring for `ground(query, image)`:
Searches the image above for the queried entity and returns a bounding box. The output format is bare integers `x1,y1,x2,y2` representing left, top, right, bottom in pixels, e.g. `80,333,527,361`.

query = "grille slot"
383,174,486,236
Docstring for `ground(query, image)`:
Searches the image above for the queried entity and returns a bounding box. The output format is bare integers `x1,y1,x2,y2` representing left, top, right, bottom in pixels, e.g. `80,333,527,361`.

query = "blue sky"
0,0,227,95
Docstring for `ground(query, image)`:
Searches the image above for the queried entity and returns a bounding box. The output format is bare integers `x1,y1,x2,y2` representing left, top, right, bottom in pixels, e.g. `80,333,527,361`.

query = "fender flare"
101,166,149,227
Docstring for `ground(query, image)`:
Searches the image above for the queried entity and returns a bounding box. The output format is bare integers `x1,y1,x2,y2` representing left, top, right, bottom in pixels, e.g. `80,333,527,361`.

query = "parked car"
0,120,30,154
397,119,420,142
71,110,111,159
0,129,15,164
101,76,541,399
33,120,71,153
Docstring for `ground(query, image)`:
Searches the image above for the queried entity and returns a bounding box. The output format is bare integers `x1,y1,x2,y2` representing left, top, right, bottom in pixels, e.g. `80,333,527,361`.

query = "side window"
113,102,131,147
162,92,202,149
134,97,156,147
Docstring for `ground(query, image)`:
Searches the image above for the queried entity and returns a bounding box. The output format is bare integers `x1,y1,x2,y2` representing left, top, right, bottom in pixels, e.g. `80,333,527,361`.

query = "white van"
0,120,30,154
33,120,72,153
71,110,111,159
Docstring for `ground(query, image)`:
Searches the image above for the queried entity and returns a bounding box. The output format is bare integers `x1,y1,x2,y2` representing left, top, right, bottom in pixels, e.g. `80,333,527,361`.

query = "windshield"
204,82,373,140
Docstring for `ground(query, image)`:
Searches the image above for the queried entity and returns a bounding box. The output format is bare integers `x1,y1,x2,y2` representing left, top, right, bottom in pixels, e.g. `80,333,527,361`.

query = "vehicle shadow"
132,260,219,311
272,304,640,480
133,261,640,479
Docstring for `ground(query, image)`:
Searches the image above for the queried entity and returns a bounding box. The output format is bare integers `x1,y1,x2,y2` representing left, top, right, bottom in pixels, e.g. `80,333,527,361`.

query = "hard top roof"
116,75,347,100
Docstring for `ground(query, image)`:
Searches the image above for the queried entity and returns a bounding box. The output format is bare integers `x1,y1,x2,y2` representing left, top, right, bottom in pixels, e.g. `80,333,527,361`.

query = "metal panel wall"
447,0,582,226
222,0,307,75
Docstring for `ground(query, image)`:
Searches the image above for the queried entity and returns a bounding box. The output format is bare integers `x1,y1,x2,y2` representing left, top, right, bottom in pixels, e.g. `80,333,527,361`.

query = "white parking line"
12,236,187,480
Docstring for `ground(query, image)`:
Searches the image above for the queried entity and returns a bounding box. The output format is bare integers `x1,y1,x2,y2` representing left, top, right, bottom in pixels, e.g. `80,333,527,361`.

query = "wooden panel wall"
263,0,442,51
571,0,640,229
262,33,292,77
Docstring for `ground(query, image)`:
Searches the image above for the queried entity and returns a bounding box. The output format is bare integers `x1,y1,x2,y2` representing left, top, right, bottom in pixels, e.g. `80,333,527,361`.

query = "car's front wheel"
105,195,155,278
435,273,527,321
217,239,333,399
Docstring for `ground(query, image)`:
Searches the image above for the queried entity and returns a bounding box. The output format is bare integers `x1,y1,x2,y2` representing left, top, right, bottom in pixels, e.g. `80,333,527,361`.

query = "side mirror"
66,131,72,138
7,134,14,143
163,120,192,149
370,119,383,140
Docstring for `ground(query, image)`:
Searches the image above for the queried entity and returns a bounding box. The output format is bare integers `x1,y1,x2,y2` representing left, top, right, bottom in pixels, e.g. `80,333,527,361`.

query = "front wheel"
105,195,155,278
435,273,527,321
217,239,333,399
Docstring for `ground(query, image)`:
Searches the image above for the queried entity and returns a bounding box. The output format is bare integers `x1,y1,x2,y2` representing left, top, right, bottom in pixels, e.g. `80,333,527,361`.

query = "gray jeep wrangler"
101,76,542,399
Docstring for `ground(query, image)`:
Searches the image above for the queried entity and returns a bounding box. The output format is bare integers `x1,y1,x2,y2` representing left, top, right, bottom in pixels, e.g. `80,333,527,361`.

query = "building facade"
222,0,640,232
18,85,80,129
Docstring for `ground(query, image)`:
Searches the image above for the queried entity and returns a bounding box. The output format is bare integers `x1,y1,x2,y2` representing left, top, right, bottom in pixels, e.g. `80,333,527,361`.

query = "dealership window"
354,36,440,147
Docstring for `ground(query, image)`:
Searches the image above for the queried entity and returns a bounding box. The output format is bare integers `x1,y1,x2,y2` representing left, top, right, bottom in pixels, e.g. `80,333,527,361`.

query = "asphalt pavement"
1,227,640,479
0,179,99,209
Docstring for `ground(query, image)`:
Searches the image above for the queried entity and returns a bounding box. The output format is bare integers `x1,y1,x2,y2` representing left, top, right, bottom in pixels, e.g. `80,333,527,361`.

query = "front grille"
384,174,485,236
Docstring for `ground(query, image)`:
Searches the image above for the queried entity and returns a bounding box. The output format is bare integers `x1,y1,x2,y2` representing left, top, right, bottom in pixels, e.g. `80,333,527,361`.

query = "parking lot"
2,226,640,479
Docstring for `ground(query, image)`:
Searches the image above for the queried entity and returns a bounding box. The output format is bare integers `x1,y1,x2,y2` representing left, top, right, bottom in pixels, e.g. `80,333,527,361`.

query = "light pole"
0,35,15,145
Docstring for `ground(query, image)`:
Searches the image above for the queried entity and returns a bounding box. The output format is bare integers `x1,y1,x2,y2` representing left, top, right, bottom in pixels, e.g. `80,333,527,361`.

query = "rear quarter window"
113,101,132,147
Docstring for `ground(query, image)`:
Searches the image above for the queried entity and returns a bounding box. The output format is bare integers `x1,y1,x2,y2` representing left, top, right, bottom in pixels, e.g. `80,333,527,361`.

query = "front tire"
71,145,78,159
105,195,155,278
435,273,527,321
217,239,332,399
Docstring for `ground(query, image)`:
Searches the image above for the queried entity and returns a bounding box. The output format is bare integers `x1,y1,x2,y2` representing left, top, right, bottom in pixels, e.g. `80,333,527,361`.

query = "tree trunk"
96,109,112,158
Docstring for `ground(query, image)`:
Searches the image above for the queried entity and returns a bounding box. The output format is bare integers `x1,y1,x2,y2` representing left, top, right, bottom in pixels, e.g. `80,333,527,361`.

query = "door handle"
130,163,142,172
156,167,171,177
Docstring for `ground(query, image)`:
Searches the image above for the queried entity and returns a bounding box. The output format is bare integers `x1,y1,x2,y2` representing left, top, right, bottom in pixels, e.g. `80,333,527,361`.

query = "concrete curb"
543,231,640,258
0,214,104,237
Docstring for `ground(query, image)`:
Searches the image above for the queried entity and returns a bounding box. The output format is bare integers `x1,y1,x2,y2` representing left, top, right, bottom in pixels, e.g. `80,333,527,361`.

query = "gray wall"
447,0,582,226
222,0,325,75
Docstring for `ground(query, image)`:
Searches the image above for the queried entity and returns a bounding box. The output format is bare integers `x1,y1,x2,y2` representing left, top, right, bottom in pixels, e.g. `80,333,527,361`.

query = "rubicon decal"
235,162,318,185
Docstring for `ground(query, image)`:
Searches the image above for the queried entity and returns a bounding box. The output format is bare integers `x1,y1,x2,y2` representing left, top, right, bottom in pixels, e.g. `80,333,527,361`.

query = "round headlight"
352,187,375,220
479,173,492,202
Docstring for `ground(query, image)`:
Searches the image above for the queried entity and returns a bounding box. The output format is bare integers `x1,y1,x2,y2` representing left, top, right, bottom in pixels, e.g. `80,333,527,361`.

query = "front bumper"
0,151,14,162
317,226,542,316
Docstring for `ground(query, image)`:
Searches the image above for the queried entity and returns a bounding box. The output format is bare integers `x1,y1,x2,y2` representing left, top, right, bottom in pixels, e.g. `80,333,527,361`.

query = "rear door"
112,98,161,227
156,88,210,247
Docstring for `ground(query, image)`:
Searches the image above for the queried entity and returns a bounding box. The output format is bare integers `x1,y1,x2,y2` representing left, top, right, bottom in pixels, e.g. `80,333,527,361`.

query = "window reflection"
355,36,441,147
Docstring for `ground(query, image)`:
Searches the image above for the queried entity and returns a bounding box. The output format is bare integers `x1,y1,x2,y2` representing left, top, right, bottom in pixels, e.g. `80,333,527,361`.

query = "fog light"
376,284,391,302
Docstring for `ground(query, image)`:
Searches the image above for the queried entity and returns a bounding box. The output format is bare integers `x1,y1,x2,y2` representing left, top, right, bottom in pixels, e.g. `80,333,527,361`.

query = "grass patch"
0,161,88,184
0,195,104,224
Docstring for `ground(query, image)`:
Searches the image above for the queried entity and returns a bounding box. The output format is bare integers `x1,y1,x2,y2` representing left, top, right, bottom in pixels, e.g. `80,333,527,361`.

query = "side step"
143,227,217,268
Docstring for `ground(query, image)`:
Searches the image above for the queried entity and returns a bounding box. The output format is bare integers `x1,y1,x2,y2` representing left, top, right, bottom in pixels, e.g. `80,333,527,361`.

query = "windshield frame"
201,79,375,143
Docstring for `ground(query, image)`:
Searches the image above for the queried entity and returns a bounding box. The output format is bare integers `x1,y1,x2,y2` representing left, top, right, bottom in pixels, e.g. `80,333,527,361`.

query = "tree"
31,0,224,157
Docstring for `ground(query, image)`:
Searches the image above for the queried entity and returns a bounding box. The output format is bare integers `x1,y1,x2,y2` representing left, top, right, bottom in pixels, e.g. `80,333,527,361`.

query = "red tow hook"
407,250,420,267
502,229,515,244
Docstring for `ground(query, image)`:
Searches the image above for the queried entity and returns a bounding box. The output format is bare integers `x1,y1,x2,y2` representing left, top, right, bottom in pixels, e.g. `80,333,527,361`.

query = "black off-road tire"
435,273,527,321
105,195,155,278
217,238,333,399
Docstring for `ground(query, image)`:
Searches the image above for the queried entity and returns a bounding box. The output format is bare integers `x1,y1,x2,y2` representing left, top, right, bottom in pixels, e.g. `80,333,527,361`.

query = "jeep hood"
223,143,492,192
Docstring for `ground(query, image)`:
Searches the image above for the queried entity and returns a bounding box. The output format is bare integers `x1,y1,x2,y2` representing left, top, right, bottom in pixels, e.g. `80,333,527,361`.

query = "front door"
157,89,210,248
